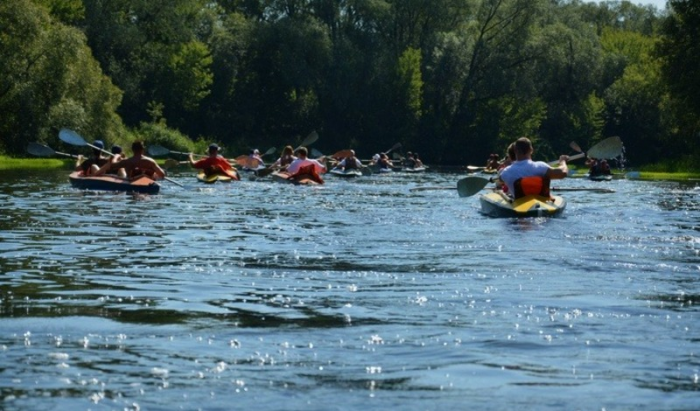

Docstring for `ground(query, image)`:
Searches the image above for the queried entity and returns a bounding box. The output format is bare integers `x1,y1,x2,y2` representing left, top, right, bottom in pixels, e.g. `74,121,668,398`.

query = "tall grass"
0,156,71,170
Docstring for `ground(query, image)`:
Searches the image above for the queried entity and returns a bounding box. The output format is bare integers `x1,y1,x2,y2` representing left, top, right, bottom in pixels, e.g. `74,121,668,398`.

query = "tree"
0,0,123,154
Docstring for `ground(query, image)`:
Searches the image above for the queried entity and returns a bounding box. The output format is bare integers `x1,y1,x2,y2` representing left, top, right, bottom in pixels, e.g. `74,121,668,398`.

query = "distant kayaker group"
70,136,425,187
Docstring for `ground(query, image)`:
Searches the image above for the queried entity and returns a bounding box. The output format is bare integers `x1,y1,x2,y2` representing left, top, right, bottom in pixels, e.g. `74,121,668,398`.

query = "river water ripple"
1,169,699,410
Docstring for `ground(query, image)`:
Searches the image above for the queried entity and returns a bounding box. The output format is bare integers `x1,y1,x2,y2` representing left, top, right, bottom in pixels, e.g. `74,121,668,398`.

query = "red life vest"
291,164,324,184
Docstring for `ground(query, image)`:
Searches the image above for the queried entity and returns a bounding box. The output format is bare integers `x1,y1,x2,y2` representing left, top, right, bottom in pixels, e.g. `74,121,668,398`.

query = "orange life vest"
514,176,551,199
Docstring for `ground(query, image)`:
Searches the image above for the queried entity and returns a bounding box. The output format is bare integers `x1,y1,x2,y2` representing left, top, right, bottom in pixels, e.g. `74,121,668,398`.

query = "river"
0,169,698,410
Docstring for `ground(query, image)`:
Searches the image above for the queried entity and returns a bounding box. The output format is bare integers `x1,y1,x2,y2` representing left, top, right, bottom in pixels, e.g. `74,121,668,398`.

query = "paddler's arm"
546,155,569,180
74,155,84,171
151,159,166,179
93,159,115,176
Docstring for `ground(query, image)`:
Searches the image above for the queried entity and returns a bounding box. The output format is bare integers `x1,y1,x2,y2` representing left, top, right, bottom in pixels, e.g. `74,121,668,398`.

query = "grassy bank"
1,156,175,171
0,156,72,170
629,171,700,181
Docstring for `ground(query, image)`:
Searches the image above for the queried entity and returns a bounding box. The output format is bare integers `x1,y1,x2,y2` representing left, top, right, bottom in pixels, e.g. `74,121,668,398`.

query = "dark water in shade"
0,169,699,410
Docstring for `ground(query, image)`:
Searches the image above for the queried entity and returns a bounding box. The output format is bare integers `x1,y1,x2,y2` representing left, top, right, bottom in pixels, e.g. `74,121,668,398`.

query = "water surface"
1,169,698,410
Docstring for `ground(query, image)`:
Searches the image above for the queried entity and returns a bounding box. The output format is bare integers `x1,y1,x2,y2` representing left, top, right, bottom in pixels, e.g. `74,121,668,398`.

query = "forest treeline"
1,0,698,168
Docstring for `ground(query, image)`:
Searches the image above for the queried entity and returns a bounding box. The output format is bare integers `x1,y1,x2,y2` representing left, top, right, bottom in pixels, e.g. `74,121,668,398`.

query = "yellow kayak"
196,173,235,183
479,192,566,218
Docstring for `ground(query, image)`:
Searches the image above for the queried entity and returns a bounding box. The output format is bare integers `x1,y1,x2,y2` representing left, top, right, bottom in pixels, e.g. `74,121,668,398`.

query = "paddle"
466,165,486,172
27,142,79,159
262,147,276,157
587,136,622,159
330,149,354,159
294,130,318,152
234,154,260,169
552,187,616,193
456,176,492,197
569,141,583,153
59,129,184,187
148,144,205,158
412,185,615,193
163,159,188,168
385,142,401,155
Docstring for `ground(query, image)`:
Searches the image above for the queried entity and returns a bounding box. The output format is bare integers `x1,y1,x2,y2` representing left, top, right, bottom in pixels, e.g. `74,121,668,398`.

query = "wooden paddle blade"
332,149,353,159
587,136,623,159
385,142,401,154
234,156,260,169
569,141,583,153
457,176,489,198
163,159,182,168
58,129,87,146
27,142,56,157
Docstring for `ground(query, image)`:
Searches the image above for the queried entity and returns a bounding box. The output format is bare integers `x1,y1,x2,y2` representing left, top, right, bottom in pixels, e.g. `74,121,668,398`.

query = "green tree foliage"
655,0,700,167
2,0,696,167
0,0,123,155
82,0,208,131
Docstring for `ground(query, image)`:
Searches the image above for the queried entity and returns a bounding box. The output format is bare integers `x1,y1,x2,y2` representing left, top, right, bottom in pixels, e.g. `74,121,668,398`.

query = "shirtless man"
94,141,166,180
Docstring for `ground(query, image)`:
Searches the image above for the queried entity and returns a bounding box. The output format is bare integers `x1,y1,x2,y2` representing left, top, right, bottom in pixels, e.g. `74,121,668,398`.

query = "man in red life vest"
189,144,239,180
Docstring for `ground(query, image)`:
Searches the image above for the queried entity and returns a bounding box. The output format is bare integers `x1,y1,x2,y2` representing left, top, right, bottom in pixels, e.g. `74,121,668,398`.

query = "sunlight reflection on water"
0,170,699,409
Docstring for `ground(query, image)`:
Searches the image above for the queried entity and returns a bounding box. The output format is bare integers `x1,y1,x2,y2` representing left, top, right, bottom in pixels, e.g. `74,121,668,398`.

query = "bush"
134,122,196,155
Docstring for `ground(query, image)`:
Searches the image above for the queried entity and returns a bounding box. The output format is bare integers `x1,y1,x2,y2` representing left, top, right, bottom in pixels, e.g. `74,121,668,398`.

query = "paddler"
499,137,568,198
94,141,166,180
376,153,393,171
248,149,265,168
403,152,417,168
270,145,296,170
189,143,239,180
335,150,362,171
413,153,424,168
110,145,128,177
74,140,109,176
286,146,326,183
485,153,500,171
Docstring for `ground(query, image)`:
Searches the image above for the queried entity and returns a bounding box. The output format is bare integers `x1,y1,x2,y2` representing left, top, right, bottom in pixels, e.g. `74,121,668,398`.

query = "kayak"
330,168,362,178
588,174,613,182
196,172,235,183
69,171,160,194
368,165,394,174
479,191,566,218
271,171,320,185
404,166,427,173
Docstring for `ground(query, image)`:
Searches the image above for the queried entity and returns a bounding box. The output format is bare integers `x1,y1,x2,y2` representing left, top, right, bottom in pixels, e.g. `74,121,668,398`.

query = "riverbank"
0,156,172,171
0,156,71,170
4,155,700,181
